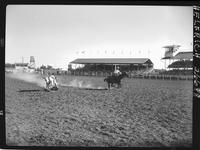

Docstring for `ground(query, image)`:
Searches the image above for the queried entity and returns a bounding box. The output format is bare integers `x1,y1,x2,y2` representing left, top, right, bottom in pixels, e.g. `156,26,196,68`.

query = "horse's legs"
45,82,49,90
107,83,110,90
117,82,121,88
45,79,52,90
44,79,49,89
46,81,50,89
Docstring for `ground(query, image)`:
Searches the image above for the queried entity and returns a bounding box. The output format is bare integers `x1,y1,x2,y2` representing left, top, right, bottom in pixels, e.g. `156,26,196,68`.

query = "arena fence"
69,71,193,81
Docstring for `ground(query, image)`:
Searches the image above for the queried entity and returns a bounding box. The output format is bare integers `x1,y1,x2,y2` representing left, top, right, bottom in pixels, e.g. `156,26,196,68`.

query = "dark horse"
104,72,128,90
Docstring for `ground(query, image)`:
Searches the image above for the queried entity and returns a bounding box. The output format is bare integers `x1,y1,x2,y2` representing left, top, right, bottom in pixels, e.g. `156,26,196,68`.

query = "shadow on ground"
18,89,48,92
78,87,108,91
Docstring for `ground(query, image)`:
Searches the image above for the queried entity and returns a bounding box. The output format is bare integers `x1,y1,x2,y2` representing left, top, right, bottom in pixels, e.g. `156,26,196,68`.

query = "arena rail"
69,70,193,81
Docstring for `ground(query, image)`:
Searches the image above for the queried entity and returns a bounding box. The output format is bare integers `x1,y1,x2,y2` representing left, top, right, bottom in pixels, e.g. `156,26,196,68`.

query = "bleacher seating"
158,59,193,76
168,60,192,68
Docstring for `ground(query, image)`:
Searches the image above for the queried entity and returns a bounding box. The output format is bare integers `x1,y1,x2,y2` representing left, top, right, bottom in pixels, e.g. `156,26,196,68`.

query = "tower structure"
28,56,36,69
161,45,180,70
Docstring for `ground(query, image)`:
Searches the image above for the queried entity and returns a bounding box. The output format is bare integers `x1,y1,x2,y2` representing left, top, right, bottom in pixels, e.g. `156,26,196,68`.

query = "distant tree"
68,64,73,71
35,67,41,71
5,63,15,68
47,65,53,69
40,65,46,69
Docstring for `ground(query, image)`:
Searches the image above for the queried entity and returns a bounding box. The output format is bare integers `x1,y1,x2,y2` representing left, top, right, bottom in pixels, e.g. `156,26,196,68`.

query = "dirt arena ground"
5,73,192,147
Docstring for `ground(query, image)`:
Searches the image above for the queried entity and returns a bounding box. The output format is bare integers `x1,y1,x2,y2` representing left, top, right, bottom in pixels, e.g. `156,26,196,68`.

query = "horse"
104,72,128,90
43,75,58,90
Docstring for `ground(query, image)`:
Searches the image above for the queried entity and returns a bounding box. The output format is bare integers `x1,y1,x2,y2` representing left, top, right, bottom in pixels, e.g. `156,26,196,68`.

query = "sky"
5,5,193,70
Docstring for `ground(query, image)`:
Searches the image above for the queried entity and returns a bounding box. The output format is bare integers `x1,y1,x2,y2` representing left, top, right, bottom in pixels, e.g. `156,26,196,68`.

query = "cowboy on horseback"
104,68,128,90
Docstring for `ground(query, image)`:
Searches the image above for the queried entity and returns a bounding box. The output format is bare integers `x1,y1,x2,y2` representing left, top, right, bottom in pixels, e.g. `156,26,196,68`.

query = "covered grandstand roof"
70,58,153,65
161,56,173,59
161,51,193,60
173,51,193,60
162,45,181,48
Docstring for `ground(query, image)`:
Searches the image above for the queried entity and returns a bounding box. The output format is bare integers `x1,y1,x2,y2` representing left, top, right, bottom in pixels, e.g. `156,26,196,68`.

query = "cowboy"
45,72,58,90
114,66,121,76
49,73,58,89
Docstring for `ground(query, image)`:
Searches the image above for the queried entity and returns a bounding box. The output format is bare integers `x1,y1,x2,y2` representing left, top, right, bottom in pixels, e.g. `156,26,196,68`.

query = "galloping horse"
104,72,128,90
43,75,58,90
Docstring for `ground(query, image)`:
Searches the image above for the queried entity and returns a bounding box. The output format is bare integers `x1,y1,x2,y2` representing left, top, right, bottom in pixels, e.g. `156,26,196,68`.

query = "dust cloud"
7,73,106,90
60,79,106,89
7,72,45,87
60,79,94,88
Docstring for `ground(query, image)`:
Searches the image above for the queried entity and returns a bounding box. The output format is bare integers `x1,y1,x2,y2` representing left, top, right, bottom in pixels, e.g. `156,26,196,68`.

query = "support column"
147,64,148,71
104,65,105,76
95,64,97,76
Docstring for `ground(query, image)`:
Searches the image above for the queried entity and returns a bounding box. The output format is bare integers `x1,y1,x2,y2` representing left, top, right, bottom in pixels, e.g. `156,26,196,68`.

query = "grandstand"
160,51,193,75
168,60,192,69
68,46,193,80
69,58,153,76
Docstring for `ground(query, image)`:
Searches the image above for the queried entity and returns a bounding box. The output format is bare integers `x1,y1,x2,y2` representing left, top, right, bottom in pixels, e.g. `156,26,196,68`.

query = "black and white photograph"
4,4,193,147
